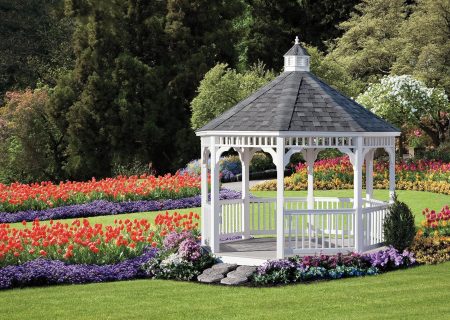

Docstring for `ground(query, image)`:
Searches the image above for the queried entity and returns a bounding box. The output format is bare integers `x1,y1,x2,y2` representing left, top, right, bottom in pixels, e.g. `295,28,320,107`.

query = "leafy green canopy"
327,0,450,95
0,0,73,98
47,0,243,180
237,0,360,71
190,63,275,130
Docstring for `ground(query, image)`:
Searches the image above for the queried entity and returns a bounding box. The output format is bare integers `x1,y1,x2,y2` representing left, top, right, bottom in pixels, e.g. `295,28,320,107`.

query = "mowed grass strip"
0,262,448,320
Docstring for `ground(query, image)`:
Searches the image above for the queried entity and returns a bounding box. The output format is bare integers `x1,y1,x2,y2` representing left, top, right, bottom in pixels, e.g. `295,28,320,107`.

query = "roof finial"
295,36,299,44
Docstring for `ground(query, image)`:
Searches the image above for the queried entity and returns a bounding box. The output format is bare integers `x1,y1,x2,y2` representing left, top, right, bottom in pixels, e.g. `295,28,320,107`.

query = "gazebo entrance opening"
196,37,400,265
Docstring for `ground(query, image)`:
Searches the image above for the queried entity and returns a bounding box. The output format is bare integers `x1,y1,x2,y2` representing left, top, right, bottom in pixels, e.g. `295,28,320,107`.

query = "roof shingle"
198,71,400,133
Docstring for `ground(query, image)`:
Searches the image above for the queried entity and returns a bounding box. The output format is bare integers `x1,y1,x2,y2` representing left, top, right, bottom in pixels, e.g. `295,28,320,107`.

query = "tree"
356,75,450,152
326,0,407,86
190,63,275,130
0,89,64,183
0,0,74,99
50,0,169,180
392,0,450,94
305,45,364,97
47,0,244,179
237,0,360,71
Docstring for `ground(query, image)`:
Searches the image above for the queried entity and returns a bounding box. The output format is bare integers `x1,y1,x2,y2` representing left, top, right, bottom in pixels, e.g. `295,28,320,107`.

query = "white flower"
161,253,183,267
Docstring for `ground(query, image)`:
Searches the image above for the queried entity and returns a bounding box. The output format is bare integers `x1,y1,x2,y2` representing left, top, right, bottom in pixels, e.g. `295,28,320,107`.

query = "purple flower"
257,259,296,275
363,246,416,270
163,231,195,251
0,189,241,224
0,249,156,290
178,238,202,262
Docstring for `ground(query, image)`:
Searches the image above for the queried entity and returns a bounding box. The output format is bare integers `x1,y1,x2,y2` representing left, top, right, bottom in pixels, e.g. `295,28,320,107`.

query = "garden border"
0,189,241,224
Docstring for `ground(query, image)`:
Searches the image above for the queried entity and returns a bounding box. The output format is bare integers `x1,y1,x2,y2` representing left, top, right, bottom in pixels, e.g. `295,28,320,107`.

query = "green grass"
0,262,449,320
1,190,449,319
253,189,450,226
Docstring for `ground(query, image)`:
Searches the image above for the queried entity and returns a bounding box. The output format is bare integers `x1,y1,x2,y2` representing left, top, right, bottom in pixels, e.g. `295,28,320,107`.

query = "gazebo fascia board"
196,131,401,137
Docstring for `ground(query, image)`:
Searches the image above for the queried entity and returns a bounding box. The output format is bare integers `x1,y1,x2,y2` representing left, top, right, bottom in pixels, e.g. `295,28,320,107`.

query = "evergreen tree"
161,0,244,170
238,0,360,71
49,0,243,179
392,0,450,94
327,0,407,86
0,0,73,99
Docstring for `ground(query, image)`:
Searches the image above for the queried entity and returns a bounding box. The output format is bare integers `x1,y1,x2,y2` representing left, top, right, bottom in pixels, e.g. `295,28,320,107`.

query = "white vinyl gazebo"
196,37,401,265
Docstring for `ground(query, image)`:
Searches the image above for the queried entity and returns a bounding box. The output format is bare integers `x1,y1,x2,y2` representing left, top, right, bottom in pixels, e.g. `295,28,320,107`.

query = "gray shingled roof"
284,43,309,56
198,71,400,133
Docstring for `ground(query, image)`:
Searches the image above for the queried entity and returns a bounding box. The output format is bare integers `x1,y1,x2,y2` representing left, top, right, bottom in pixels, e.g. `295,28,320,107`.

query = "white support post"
209,137,220,253
240,148,251,239
387,147,396,203
353,137,364,252
200,142,209,246
365,149,375,202
276,137,285,259
303,149,319,210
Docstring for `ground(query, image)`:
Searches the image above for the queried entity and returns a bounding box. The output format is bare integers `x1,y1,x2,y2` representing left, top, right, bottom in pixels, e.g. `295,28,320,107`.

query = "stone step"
198,263,257,285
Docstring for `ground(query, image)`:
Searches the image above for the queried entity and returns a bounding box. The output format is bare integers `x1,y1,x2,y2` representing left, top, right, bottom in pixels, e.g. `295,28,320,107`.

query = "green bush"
250,152,275,172
383,195,416,251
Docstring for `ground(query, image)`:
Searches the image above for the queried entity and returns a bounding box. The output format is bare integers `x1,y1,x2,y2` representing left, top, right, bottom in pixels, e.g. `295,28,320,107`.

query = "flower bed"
420,205,449,236
253,247,416,285
0,211,199,268
252,157,450,195
142,231,215,281
0,189,241,224
408,205,450,264
0,249,155,290
0,210,214,290
0,173,201,213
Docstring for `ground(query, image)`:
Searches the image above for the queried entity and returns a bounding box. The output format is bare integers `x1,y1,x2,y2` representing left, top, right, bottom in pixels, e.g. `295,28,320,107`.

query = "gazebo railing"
284,208,355,254
218,197,389,253
362,203,389,250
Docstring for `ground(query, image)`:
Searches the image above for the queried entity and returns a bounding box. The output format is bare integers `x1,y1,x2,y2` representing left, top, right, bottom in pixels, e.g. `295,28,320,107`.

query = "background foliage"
1,0,449,182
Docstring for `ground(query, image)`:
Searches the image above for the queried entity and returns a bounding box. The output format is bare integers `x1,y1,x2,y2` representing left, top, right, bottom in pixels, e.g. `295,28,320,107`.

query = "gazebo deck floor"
218,237,354,262
217,237,384,265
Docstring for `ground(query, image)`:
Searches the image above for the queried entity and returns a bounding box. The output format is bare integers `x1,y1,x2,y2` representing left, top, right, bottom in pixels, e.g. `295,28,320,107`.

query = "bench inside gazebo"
195,37,400,266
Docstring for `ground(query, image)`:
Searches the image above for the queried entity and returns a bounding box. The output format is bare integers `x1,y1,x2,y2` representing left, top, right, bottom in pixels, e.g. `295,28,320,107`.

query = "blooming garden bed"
252,157,450,195
0,203,448,290
0,173,201,213
0,189,240,224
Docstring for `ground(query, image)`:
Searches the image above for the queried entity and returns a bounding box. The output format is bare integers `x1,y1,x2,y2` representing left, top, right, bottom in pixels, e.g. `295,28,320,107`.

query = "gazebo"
196,37,401,265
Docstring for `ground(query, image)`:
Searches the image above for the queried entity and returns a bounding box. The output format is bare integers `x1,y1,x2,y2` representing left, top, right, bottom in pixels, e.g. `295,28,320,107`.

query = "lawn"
1,189,449,319
0,262,448,320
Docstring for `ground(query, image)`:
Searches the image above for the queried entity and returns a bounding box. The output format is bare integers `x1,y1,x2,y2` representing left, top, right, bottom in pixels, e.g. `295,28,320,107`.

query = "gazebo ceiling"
197,38,400,134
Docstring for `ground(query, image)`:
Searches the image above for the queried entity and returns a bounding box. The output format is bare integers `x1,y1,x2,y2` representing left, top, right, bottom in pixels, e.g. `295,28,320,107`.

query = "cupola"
283,36,310,72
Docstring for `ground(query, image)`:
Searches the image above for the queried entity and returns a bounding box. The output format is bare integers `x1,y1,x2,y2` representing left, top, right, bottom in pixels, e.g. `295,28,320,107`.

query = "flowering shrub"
252,156,450,195
142,230,214,281
253,247,416,285
0,173,201,213
0,211,199,268
0,189,241,224
420,206,450,236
